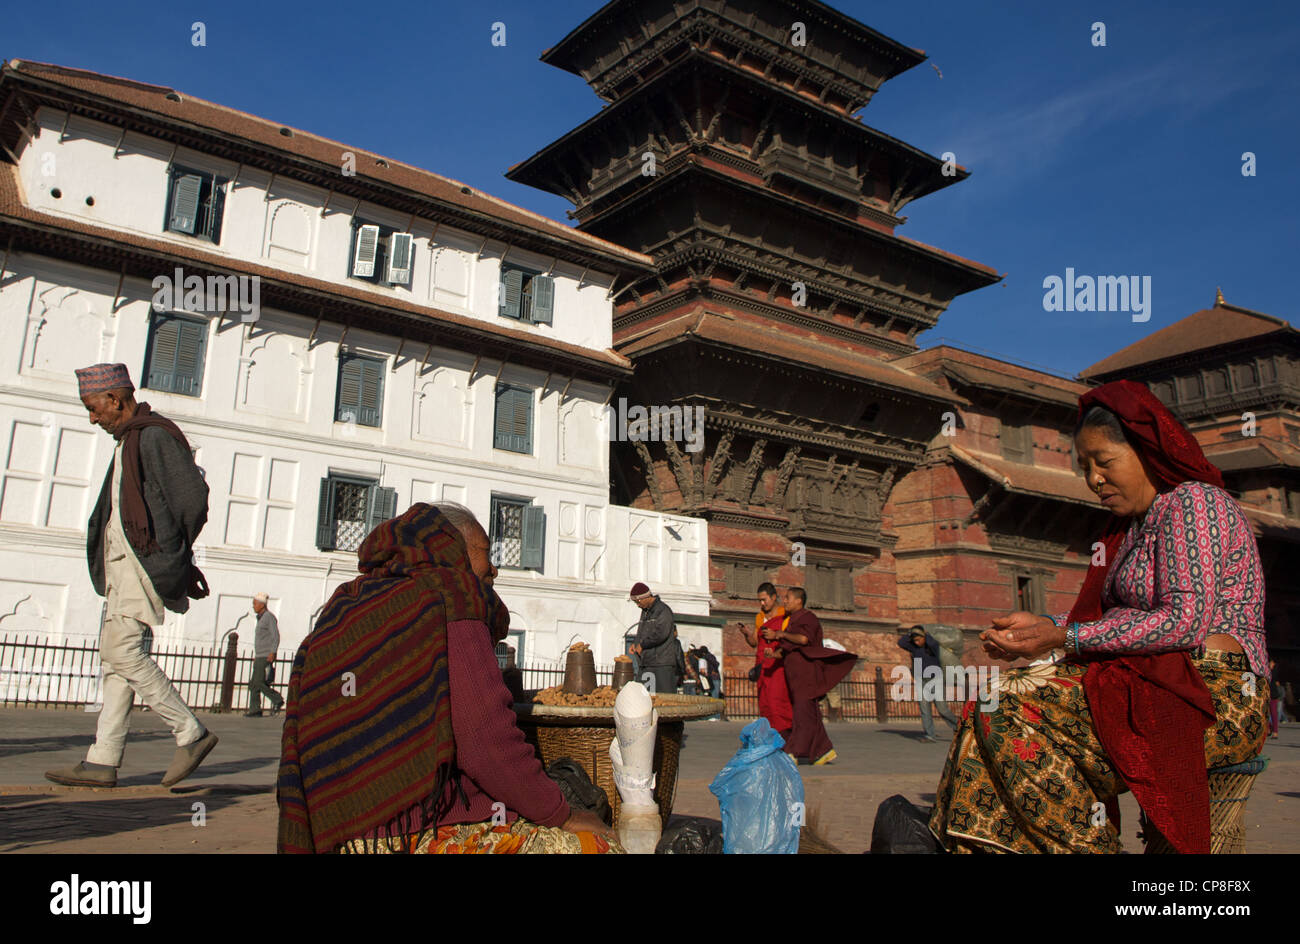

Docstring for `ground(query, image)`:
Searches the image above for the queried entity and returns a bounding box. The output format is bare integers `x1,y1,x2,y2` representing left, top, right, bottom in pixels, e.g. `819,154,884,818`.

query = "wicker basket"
514,695,723,828
518,717,682,828
1143,757,1268,854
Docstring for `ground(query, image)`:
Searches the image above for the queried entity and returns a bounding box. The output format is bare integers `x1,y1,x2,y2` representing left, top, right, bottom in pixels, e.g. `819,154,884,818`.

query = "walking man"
767,587,856,765
246,592,283,716
737,582,793,738
898,626,958,742
46,364,218,788
629,582,679,694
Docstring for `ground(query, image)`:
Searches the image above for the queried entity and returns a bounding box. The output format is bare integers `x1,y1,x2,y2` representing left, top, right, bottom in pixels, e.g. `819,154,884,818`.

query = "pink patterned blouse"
1056,481,1268,676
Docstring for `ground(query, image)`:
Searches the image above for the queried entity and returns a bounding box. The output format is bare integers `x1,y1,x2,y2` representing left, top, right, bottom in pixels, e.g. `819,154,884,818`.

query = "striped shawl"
276,504,509,853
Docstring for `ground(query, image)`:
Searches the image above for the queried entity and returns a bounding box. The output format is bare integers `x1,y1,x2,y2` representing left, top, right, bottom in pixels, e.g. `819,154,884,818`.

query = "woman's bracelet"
1043,614,1082,654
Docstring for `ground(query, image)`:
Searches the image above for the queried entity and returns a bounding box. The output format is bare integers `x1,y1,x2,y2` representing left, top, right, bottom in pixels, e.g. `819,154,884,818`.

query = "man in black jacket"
46,363,218,789
629,582,679,694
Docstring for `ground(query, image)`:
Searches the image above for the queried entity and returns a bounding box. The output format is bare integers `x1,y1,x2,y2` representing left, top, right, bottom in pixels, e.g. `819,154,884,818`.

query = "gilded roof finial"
1215,286,1225,307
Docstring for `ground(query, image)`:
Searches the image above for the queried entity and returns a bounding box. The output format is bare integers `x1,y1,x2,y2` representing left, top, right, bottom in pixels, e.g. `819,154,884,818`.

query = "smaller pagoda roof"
1081,293,1295,379
1206,441,1300,473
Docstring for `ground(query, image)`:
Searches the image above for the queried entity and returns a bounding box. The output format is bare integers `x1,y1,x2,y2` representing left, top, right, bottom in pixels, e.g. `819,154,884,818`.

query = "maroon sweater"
366,618,570,837
441,618,569,827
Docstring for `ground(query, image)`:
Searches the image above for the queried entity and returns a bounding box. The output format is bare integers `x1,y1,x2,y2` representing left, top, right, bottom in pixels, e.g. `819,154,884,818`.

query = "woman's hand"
562,809,615,840
981,611,1066,662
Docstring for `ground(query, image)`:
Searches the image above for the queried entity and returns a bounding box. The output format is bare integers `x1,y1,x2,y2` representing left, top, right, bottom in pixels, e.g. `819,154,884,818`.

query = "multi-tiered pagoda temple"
509,0,1000,666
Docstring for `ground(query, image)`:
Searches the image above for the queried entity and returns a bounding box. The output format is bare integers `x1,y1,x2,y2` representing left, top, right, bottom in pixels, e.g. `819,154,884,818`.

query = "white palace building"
0,60,714,668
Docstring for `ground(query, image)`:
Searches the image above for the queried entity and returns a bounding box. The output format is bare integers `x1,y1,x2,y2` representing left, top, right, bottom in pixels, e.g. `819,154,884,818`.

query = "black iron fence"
0,634,289,712
1,639,965,723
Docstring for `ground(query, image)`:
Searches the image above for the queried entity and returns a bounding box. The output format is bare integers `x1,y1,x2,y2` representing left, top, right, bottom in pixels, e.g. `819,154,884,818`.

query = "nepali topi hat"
76,363,134,397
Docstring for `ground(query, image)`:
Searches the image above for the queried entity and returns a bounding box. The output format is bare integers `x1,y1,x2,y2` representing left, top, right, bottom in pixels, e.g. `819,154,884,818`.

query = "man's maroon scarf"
1071,380,1220,854
113,403,191,555
276,504,510,853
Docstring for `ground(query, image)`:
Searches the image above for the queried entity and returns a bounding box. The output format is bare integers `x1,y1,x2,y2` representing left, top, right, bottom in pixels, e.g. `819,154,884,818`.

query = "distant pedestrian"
899,626,958,742
821,637,848,722
629,582,679,694
1270,659,1284,738
46,363,218,789
246,592,284,717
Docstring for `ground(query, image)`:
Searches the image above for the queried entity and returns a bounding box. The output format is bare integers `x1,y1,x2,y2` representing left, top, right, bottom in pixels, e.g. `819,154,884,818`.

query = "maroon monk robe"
779,608,856,760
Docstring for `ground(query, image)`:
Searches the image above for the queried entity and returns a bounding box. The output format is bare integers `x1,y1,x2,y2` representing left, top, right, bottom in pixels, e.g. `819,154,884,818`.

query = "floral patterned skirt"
339,818,625,854
928,650,1268,853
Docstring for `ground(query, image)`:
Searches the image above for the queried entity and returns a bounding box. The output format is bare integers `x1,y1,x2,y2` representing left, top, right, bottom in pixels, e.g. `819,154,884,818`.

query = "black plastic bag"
656,817,724,854
869,794,942,853
546,758,612,826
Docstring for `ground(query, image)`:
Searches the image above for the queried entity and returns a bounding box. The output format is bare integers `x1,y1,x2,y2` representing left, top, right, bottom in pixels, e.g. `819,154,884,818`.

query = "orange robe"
754,608,793,735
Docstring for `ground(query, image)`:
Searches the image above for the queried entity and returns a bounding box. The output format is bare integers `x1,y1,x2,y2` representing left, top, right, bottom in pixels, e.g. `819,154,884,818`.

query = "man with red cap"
45,363,218,789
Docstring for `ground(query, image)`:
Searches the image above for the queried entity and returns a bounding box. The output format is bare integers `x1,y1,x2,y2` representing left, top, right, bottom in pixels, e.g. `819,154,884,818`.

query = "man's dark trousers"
249,659,283,713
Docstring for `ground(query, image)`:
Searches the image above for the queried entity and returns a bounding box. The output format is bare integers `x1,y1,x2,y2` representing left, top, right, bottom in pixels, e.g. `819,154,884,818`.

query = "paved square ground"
2,708,1296,853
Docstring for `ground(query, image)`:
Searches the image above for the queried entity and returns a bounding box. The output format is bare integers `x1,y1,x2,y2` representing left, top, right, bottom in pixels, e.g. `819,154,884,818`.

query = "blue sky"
9,0,1298,378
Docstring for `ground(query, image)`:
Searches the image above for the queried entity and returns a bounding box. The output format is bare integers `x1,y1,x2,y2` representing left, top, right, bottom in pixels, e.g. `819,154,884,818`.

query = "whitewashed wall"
16,107,615,351
0,108,710,667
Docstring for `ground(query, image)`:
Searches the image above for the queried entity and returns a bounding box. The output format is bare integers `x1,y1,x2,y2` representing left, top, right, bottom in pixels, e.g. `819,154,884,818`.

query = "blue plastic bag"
708,718,804,854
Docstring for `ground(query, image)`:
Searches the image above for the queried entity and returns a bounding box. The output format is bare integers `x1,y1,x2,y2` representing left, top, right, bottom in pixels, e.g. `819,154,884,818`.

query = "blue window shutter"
366,485,398,535
495,385,532,453
499,267,523,319
531,275,554,324
147,317,179,392
494,385,511,450
173,319,206,397
169,173,202,234
359,359,383,427
337,357,362,423
520,505,545,569
520,387,533,453
316,478,336,550
204,177,226,243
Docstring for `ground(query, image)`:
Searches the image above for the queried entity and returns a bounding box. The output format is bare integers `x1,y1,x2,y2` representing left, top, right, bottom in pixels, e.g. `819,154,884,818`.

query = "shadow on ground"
0,789,252,852
0,731,172,759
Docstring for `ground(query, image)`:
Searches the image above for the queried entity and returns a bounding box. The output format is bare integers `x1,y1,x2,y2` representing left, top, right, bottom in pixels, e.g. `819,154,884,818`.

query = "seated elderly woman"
929,380,1269,853
277,502,618,854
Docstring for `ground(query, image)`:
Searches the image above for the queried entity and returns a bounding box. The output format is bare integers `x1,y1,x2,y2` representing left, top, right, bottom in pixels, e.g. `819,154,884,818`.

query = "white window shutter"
385,233,413,284
352,224,380,277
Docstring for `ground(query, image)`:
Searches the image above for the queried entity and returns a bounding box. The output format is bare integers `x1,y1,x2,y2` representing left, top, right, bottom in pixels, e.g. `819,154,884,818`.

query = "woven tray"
513,695,725,722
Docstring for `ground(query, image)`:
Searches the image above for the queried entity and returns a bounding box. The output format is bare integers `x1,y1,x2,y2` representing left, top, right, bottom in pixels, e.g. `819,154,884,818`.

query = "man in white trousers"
46,363,218,788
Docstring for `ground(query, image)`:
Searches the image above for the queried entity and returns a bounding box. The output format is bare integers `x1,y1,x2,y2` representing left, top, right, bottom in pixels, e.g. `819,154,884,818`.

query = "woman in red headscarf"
928,381,1269,853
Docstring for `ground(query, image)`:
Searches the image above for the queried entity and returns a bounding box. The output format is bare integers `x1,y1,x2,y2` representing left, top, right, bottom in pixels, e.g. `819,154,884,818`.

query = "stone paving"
2,707,1296,853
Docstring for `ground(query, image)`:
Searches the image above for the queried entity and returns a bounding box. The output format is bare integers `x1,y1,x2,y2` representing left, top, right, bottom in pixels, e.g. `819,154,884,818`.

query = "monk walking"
737,582,793,738
765,587,856,765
